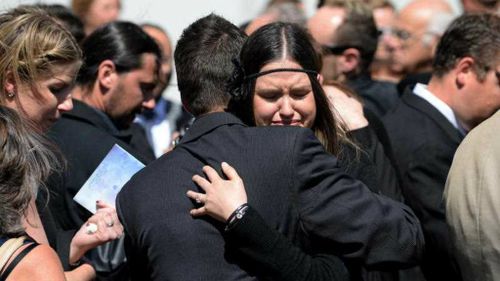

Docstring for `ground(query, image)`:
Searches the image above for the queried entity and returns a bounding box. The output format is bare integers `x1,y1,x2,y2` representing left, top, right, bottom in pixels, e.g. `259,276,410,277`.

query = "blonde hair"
0,8,82,105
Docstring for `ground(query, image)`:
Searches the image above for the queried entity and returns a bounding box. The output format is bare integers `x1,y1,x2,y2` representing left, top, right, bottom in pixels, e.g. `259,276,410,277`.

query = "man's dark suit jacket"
117,112,423,281
46,99,154,280
383,91,463,281
346,73,400,118
47,99,153,230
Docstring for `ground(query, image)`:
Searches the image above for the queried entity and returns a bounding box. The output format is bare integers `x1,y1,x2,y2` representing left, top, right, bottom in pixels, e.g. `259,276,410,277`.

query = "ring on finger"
106,220,114,227
86,222,98,234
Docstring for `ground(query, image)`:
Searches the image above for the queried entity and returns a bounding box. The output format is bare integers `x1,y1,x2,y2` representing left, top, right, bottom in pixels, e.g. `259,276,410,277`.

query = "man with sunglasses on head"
309,0,399,117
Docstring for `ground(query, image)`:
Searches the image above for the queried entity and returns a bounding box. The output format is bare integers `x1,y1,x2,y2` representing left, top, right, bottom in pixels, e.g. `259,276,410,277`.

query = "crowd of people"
0,0,499,281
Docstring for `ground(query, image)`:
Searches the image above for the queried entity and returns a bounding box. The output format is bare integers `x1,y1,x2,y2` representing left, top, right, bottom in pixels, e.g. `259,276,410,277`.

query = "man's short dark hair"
77,21,162,89
174,14,246,116
433,13,500,80
331,2,379,72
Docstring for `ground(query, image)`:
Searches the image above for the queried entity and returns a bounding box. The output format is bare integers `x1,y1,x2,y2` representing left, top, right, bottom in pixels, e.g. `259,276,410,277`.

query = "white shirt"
413,83,465,135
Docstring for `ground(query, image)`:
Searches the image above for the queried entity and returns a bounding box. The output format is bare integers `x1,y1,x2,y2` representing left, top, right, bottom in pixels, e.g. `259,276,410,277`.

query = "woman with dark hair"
0,8,123,281
187,22,405,280
229,21,346,155
0,106,66,281
228,22,399,198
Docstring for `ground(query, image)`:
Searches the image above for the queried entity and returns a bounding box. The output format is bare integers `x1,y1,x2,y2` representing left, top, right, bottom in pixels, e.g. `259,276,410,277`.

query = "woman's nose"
58,96,73,112
279,97,294,118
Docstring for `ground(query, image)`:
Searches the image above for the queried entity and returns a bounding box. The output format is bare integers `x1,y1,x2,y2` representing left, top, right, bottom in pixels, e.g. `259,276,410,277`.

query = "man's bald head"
307,6,346,45
388,0,455,75
398,0,453,31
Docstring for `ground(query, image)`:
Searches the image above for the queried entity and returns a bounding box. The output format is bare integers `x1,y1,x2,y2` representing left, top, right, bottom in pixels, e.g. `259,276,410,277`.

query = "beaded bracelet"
225,203,249,231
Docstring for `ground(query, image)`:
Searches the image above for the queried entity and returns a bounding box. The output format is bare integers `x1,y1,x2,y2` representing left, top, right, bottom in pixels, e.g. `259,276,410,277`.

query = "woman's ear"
3,71,17,98
317,73,324,85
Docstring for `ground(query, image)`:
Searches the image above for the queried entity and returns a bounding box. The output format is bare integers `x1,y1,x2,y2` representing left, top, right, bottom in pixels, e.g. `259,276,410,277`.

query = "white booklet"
74,144,145,214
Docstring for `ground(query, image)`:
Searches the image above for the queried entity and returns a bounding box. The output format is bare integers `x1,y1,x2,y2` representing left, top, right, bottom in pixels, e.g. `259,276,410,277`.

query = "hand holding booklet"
74,144,145,214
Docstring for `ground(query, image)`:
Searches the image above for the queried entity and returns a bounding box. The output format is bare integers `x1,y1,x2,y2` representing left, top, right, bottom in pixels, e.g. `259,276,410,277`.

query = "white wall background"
0,0,462,101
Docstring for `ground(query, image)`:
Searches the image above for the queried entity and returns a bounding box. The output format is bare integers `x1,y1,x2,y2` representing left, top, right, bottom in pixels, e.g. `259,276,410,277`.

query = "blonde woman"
0,8,123,280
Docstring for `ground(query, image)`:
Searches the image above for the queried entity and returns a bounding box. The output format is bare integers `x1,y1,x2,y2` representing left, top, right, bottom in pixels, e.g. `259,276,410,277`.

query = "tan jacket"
445,110,500,281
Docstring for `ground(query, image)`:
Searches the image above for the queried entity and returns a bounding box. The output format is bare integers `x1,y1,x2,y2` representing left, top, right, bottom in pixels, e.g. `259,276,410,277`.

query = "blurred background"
0,0,462,102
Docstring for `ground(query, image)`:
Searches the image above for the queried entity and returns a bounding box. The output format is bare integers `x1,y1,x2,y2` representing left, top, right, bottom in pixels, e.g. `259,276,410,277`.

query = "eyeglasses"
391,28,412,41
378,27,392,37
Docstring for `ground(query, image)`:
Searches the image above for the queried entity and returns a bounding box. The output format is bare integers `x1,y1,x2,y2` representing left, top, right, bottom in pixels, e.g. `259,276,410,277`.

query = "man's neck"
426,76,468,133
72,85,106,112
194,106,226,118
427,75,452,106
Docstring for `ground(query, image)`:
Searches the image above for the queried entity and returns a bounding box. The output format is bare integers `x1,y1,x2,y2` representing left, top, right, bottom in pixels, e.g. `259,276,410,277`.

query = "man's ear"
339,48,361,74
97,60,118,91
455,57,475,89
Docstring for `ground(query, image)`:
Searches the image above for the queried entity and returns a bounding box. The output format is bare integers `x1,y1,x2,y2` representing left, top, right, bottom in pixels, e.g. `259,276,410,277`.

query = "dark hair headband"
227,58,319,100
245,68,318,80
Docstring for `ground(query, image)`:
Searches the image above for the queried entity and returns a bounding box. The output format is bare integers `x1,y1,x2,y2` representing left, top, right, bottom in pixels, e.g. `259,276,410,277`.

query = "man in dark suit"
117,14,423,281
383,14,500,281
47,21,162,279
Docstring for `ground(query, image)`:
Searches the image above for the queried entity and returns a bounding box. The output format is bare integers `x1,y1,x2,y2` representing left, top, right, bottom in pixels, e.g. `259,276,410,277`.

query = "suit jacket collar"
402,89,463,145
179,112,246,145
62,99,133,142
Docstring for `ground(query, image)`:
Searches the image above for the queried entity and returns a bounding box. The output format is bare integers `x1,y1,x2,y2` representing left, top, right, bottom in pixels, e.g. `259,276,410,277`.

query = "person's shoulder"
383,96,429,133
458,111,500,155
244,126,317,148
11,244,65,281
50,113,114,144
118,153,175,196
245,125,312,137
369,79,398,93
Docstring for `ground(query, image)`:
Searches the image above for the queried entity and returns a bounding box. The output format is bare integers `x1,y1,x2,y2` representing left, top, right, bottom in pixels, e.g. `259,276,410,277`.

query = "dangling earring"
6,91,15,98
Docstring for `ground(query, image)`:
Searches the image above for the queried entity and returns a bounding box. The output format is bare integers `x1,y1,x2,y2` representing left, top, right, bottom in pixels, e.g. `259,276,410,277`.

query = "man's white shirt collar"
413,83,465,134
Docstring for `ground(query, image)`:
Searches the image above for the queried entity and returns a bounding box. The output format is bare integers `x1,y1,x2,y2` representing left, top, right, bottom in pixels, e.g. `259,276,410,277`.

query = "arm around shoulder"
292,129,424,269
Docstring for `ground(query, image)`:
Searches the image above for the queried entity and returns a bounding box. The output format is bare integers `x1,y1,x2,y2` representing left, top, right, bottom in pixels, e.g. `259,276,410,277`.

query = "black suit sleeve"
292,129,424,269
225,206,350,281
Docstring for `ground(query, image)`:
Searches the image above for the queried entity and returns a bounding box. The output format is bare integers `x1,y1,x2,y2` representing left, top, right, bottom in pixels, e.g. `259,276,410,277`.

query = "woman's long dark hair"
228,22,343,155
0,106,60,236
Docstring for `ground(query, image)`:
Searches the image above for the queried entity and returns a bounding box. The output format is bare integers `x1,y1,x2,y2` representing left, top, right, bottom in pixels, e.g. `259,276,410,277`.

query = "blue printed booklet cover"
74,144,145,214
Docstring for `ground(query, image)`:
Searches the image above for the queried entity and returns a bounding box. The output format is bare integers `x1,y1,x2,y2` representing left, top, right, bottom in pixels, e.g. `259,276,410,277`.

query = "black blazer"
47,99,153,230
117,112,423,281
46,99,154,279
383,90,463,281
346,73,400,118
